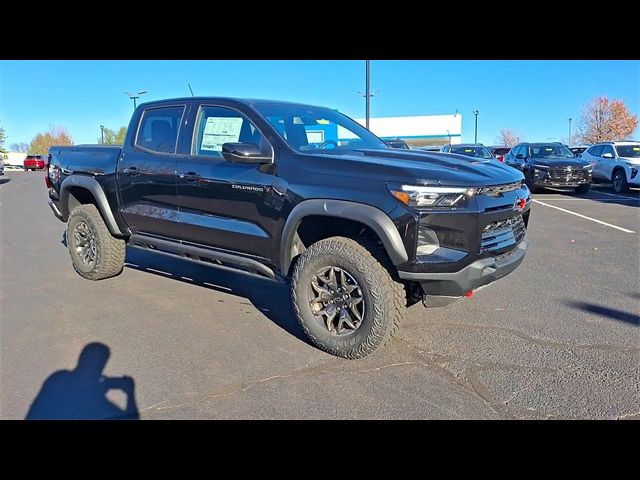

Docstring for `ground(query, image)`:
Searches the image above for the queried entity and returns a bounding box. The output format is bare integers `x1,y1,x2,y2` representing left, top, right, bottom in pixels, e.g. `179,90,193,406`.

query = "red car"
489,146,511,163
24,155,46,171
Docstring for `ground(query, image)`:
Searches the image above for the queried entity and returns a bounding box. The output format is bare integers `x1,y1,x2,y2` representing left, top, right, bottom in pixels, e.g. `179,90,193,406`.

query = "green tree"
29,126,73,154
99,126,127,145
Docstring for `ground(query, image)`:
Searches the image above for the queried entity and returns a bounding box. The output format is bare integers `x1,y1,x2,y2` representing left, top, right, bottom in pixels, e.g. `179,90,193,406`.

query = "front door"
117,103,187,239
599,144,616,181
176,104,281,261
588,145,605,180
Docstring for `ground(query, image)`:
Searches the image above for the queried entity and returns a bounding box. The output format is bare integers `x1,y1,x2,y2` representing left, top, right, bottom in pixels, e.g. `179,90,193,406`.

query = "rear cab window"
135,106,185,154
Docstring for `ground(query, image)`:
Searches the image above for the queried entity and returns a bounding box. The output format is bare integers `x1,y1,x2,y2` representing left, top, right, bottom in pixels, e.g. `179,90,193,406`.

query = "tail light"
45,154,52,188
497,155,504,163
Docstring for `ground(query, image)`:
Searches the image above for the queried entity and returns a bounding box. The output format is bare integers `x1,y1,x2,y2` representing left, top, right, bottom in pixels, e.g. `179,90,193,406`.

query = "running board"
129,234,276,280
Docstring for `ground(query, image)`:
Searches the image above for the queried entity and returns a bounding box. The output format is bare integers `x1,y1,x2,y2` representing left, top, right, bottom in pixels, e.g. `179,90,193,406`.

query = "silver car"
581,141,640,193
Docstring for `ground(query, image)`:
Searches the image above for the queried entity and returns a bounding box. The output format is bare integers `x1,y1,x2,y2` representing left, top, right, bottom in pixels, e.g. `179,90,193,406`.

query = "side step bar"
129,234,276,280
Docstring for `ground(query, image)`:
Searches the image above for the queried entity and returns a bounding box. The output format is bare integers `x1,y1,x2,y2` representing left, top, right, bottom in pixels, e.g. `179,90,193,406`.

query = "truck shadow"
564,300,639,326
124,247,308,342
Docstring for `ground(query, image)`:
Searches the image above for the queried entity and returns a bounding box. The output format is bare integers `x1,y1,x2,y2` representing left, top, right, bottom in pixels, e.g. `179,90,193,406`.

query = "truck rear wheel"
67,204,126,280
291,236,404,359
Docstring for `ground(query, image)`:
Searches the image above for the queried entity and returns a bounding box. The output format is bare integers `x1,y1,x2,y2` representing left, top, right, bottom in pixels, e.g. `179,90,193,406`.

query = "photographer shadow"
26,342,139,420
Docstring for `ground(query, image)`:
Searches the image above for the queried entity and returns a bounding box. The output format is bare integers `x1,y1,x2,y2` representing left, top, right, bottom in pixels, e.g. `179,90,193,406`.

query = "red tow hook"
464,290,474,298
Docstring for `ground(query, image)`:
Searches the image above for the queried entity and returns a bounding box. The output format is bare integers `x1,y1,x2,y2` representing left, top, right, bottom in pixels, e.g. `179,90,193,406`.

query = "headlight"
583,164,593,171
388,184,469,207
532,164,549,170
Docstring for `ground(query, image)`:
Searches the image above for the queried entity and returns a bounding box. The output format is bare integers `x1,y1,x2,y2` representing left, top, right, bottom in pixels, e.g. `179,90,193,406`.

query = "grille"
548,168,587,182
481,215,526,253
474,181,523,197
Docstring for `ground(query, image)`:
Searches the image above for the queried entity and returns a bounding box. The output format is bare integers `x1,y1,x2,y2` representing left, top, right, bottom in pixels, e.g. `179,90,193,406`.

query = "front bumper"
533,168,592,188
399,238,528,302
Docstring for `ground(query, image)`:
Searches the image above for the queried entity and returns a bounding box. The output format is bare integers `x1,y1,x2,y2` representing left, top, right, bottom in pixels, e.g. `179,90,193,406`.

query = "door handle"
122,167,139,176
179,172,201,182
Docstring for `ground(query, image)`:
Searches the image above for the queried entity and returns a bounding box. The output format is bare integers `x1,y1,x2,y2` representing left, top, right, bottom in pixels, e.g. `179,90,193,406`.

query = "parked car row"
428,140,639,194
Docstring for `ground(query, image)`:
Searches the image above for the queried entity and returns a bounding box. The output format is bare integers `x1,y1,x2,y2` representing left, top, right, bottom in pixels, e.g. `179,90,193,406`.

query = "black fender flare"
60,175,124,236
280,199,409,274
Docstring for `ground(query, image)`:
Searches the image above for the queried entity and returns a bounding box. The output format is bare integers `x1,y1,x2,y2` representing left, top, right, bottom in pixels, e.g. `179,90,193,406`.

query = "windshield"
449,146,493,159
615,145,640,158
252,103,387,153
529,145,574,158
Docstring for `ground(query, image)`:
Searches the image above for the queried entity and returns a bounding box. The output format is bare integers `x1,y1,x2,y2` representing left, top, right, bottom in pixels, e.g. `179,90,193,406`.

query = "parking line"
590,190,639,201
532,199,636,234
536,198,638,202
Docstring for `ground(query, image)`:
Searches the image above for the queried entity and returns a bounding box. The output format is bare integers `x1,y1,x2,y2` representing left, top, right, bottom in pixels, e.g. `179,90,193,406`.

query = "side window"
512,145,522,157
590,145,604,157
193,106,270,157
135,106,185,154
600,145,614,157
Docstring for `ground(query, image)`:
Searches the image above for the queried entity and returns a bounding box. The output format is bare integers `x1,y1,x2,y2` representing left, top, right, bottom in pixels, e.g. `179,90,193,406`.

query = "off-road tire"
291,236,405,359
67,204,126,280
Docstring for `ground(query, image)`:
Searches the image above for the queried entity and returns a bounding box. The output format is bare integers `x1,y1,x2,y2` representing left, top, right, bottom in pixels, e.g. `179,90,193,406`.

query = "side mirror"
515,153,525,159
602,152,614,159
222,142,272,164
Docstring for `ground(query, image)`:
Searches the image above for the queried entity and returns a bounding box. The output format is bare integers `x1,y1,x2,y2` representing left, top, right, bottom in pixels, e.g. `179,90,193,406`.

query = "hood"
529,156,590,168
309,149,524,187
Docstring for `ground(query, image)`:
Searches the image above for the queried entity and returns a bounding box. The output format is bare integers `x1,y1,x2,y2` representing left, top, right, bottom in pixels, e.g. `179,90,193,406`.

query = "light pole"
568,118,572,145
473,110,479,144
357,61,377,130
100,125,104,144
125,91,147,111
446,129,451,143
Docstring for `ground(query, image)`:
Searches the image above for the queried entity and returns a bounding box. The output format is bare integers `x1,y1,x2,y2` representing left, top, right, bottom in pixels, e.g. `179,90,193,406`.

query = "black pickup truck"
47,97,531,358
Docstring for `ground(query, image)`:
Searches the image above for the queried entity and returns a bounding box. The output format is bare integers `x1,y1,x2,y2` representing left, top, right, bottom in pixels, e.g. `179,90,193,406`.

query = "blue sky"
1,60,638,146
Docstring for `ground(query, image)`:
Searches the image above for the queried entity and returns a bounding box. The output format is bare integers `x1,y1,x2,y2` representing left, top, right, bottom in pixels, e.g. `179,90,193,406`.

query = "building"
306,113,462,149
4,152,28,167
355,114,462,148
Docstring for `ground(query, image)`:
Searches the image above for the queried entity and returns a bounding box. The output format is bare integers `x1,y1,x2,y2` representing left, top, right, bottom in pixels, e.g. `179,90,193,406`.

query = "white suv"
581,141,640,193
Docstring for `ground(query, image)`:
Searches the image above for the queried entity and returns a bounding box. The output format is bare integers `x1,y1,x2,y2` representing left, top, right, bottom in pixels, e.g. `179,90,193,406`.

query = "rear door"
175,102,280,260
117,102,189,238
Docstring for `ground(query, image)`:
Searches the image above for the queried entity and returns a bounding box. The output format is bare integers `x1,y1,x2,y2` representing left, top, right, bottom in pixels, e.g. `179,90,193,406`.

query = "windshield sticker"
545,148,554,151
634,147,640,151
464,149,473,152
201,117,243,151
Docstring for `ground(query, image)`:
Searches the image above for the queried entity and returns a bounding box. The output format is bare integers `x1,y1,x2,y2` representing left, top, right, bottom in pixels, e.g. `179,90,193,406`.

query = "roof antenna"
188,83,195,97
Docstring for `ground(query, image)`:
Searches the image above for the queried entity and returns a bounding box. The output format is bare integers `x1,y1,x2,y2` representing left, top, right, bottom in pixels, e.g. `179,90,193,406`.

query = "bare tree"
0,122,6,150
28,126,73,154
10,142,30,153
496,128,522,147
578,96,638,143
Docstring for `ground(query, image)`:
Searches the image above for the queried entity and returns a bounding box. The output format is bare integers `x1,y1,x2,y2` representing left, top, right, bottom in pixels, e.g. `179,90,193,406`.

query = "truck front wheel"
291,236,405,359
67,204,126,280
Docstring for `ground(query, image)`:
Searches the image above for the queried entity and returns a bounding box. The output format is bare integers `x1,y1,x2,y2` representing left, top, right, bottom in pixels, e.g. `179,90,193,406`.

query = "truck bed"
49,145,122,176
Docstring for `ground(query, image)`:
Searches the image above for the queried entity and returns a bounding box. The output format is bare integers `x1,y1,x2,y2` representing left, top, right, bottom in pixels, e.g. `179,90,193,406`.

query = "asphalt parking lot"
1,171,638,419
